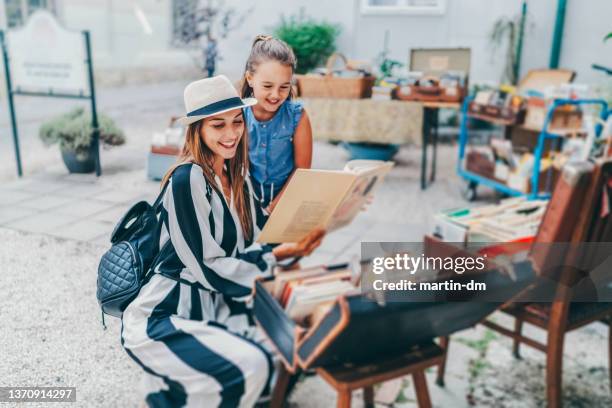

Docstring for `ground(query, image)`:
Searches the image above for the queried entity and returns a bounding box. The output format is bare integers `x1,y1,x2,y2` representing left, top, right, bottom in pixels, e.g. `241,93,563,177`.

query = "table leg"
430,108,439,183
421,108,431,190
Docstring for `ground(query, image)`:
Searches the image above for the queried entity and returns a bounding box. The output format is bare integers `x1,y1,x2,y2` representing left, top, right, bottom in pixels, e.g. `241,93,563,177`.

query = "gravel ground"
0,228,141,407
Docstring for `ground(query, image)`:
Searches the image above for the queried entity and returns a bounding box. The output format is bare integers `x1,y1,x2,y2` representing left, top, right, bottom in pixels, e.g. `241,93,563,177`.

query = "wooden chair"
272,342,445,408
437,160,612,407
482,301,612,407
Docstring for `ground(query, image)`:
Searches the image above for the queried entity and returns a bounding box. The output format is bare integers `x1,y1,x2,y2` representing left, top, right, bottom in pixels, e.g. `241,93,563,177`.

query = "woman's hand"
272,228,325,261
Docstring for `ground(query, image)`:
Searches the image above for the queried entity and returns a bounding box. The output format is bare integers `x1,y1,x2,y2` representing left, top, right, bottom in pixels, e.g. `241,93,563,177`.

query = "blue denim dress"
245,100,303,207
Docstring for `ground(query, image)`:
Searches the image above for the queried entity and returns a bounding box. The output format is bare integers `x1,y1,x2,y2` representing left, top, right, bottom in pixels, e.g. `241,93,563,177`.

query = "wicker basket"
296,53,376,99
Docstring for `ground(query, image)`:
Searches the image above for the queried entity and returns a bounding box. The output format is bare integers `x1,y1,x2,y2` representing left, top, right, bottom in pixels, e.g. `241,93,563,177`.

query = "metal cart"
457,97,609,201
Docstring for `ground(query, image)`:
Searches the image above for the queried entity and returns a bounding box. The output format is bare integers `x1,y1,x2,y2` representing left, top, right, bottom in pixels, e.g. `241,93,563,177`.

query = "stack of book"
272,264,359,324
431,197,549,244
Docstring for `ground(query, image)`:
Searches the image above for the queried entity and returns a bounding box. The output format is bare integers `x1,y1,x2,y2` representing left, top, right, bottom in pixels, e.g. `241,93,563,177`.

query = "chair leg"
436,336,450,386
270,364,291,408
513,318,523,359
412,371,432,408
546,301,569,408
337,390,351,408
608,319,612,390
363,386,374,408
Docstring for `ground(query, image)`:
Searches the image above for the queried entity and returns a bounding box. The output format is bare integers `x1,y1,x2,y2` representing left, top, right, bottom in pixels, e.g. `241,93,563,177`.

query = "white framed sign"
7,10,88,94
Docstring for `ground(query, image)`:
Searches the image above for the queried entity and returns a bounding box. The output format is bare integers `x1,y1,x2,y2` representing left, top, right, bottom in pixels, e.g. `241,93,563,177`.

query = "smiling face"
200,108,245,161
246,60,293,113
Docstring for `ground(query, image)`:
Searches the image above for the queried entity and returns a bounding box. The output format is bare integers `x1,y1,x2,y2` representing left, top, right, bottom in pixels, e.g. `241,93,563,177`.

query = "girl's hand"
272,228,325,260
361,194,374,212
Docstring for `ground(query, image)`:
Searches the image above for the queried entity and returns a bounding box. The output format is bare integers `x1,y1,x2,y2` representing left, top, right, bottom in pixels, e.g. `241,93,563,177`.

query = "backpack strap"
148,163,209,292
152,177,171,212
152,162,192,212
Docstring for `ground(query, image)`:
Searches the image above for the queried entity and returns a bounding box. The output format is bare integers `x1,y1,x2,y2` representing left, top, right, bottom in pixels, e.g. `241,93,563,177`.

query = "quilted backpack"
96,179,171,326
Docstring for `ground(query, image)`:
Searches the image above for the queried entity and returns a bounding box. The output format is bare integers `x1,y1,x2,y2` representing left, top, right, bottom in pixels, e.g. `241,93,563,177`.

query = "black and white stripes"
121,163,276,407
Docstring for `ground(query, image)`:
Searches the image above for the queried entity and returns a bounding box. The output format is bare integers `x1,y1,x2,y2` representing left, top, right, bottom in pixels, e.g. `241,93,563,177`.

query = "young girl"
121,75,324,407
241,35,313,211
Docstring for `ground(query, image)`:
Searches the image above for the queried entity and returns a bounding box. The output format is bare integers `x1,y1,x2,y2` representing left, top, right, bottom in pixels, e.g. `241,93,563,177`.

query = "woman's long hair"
161,117,253,240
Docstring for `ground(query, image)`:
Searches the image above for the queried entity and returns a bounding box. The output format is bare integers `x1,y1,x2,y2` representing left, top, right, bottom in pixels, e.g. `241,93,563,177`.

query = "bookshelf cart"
457,97,609,201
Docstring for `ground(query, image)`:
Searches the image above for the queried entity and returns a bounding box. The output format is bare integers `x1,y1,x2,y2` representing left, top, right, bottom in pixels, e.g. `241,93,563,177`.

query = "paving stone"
49,198,116,218
91,233,112,246
0,188,38,205
4,212,75,234
90,188,144,204
10,179,71,194
52,219,114,241
18,193,74,211
59,183,113,198
90,204,132,223
0,205,39,225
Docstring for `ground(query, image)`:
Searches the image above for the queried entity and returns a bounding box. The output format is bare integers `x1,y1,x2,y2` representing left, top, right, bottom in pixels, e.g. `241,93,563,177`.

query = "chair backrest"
530,161,595,275
530,159,612,299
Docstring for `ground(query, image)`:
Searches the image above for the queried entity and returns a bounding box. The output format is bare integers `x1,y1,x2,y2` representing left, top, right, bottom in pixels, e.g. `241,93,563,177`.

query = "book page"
329,162,394,230
256,169,356,243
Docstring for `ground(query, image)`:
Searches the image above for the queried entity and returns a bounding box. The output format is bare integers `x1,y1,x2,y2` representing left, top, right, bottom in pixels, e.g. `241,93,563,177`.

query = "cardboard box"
468,69,575,125
506,165,560,194
396,48,470,103
466,149,495,179
524,104,583,132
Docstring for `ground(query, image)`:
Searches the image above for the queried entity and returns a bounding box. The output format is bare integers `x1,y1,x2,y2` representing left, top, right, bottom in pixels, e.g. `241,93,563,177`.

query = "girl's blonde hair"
161,117,253,240
240,34,297,99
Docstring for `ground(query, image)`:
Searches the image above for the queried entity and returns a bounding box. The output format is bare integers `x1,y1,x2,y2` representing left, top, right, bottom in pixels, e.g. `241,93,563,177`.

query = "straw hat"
176,75,257,126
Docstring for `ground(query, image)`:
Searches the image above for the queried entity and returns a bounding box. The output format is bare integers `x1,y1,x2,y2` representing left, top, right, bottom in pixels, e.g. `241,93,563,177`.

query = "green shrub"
39,108,125,157
274,15,340,74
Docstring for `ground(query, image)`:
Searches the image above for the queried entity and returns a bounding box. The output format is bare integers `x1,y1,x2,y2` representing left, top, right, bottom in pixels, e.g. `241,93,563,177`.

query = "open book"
256,160,394,243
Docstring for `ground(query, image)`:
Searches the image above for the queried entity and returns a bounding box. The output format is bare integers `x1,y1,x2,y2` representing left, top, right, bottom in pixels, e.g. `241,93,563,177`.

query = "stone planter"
61,144,96,174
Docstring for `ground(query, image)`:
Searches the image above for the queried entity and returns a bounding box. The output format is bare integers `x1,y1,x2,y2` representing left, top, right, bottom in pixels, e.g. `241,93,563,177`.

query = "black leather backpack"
96,180,170,326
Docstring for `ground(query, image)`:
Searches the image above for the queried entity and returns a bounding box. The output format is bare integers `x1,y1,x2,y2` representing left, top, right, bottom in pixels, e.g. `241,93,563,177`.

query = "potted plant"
488,1,530,85
274,13,339,74
39,108,125,173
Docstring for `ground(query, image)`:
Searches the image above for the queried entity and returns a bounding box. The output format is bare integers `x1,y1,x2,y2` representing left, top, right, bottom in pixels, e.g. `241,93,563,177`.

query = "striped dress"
121,163,277,408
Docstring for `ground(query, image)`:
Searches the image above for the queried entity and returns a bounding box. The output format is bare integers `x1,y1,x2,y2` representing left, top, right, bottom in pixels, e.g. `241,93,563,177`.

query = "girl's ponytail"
240,34,297,99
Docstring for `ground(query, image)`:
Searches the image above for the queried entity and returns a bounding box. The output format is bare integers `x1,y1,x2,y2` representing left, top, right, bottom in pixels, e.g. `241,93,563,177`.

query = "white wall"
192,0,612,86
216,0,356,81
9,0,609,86
558,0,612,85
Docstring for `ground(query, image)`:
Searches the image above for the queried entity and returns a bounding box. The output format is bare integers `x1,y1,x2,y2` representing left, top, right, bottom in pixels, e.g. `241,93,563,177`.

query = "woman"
121,75,324,407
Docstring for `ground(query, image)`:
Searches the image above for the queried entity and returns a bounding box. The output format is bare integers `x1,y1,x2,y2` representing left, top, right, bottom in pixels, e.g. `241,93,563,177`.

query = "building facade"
0,0,610,87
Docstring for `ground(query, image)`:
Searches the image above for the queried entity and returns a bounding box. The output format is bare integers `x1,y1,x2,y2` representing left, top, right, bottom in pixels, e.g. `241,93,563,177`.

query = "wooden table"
300,97,461,190
300,97,423,145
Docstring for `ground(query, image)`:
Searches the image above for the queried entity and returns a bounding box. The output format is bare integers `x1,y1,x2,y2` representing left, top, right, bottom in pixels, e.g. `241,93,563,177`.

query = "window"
361,0,446,15
5,0,57,28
